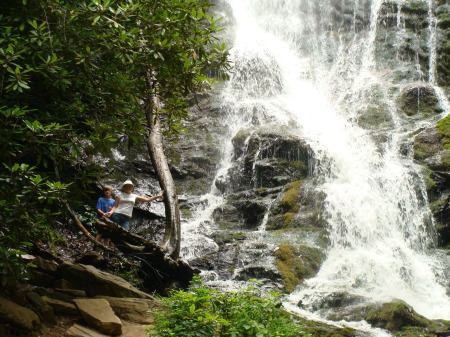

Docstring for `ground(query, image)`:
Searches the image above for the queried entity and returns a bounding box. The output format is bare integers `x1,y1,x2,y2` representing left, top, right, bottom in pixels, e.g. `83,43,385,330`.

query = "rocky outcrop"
1,254,163,336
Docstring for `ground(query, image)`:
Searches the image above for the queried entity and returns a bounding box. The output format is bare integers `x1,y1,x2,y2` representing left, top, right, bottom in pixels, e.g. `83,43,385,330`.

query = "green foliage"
0,236,32,287
150,277,310,337
0,163,71,285
0,0,230,285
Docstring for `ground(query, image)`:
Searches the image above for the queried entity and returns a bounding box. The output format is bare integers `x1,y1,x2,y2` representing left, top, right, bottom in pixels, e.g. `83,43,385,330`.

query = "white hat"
122,179,134,187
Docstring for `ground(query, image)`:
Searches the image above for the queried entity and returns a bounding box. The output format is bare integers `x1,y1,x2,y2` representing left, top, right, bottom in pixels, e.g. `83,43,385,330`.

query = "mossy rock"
400,85,443,117
401,1,428,15
212,231,245,245
274,244,324,293
267,179,326,230
357,104,393,129
365,301,432,331
414,114,450,171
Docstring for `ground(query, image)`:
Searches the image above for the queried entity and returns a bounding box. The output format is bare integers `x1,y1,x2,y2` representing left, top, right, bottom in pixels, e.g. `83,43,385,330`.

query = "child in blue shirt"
95,185,115,246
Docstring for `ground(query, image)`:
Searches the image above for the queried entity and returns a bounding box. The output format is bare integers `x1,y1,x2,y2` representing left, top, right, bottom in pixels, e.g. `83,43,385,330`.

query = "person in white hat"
107,179,164,230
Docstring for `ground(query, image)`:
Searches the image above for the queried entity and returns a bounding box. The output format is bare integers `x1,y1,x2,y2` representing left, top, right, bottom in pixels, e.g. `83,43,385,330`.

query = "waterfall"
182,0,450,325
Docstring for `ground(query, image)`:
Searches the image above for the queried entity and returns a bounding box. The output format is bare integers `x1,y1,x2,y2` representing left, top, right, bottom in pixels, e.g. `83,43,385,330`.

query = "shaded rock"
365,300,430,331
54,278,79,290
42,296,78,315
33,256,59,274
74,298,122,335
66,323,109,337
74,251,109,268
28,269,55,287
61,263,156,300
98,296,162,324
212,203,242,229
0,297,41,331
54,288,86,297
25,291,56,324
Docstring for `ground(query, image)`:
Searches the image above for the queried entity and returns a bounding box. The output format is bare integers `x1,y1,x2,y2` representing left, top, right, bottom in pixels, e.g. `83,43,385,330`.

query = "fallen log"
95,217,199,294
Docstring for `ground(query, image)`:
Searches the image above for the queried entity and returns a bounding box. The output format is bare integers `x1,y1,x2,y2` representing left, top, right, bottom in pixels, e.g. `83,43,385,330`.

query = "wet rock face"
167,91,227,196
223,129,311,193
414,114,450,246
436,4,450,86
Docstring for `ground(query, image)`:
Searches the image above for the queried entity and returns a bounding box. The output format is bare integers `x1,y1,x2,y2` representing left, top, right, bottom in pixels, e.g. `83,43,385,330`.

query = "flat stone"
66,323,109,337
42,296,78,315
61,263,156,300
0,297,41,331
74,298,122,335
99,296,162,324
121,320,149,337
54,288,86,297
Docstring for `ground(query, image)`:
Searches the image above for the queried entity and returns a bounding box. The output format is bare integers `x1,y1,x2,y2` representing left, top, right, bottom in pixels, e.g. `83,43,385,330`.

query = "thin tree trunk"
145,106,181,259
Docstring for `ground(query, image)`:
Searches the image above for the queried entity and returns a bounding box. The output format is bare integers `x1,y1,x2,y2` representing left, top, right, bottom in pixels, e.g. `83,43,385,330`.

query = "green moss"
180,208,193,219
421,166,437,194
437,114,450,138
274,244,324,293
282,212,296,228
213,231,245,245
279,180,303,212
401,1,428,15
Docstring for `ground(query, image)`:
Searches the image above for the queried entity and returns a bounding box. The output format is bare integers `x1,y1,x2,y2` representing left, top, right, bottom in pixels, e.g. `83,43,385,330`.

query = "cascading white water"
182,0,450,324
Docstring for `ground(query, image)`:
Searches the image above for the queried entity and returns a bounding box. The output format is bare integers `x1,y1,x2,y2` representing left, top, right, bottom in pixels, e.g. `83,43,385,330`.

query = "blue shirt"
96,197,115,218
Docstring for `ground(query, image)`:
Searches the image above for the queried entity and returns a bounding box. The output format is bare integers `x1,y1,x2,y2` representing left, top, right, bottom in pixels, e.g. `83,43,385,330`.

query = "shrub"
150,277,311,337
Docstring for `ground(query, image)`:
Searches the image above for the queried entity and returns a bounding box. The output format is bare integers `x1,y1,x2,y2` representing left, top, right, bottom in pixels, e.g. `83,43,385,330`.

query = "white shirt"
115,192,137,217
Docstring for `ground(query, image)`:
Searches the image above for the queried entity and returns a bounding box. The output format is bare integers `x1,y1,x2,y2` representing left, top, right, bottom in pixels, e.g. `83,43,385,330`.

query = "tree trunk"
145,107,181,259
95,217,197,293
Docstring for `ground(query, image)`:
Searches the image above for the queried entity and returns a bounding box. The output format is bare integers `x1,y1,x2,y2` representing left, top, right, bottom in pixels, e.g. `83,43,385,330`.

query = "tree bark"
145,104,181,260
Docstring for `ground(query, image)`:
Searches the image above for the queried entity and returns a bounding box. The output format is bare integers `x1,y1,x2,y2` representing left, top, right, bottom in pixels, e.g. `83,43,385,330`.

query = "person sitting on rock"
107,179,164,230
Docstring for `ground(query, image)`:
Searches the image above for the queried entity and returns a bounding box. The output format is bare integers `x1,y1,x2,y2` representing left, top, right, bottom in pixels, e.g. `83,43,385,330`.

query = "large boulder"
60,263,156,300
0,297,41,331
365,300,431,331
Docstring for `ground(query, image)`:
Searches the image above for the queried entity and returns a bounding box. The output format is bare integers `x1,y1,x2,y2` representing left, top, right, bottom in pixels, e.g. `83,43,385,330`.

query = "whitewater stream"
181,0,450,334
